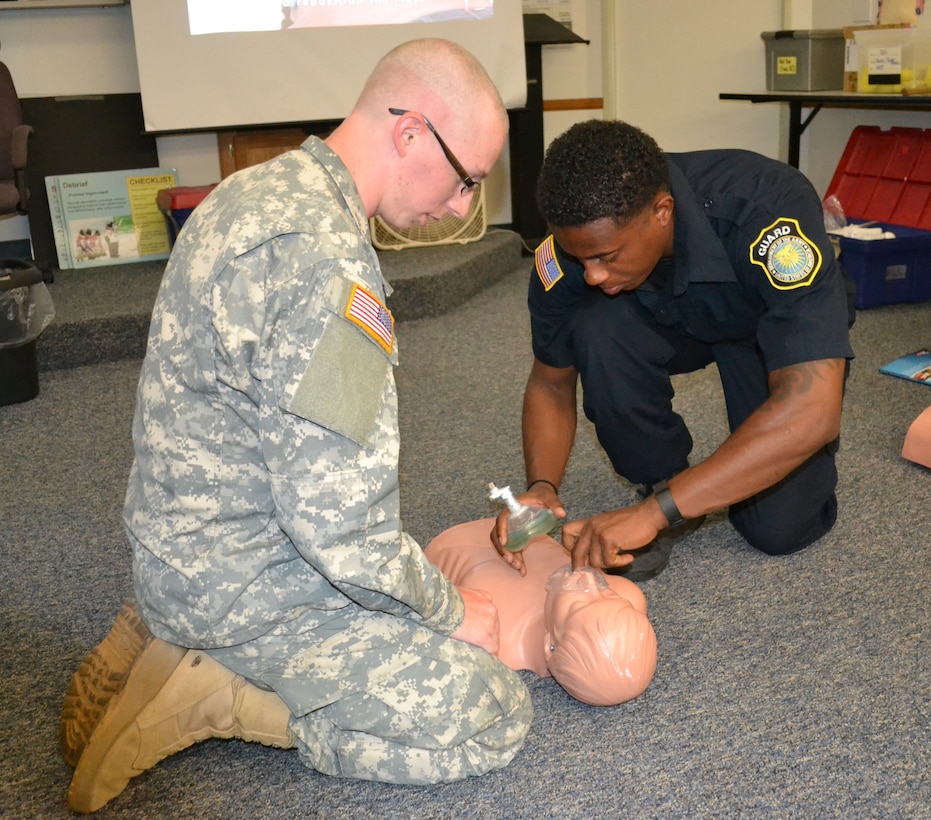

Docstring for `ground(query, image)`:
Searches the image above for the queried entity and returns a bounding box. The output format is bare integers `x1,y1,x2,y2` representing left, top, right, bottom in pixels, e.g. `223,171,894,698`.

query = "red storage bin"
156,184,218,247
825,126,931,308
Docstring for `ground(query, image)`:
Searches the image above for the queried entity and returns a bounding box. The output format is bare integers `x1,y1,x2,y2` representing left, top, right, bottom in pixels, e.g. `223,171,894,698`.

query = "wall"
0,6,223,195
2,1,779,228
600,0,926,198
539,0,604,146
609,1,784,159
4,0,920,230
802,0,931,197
0,6,137,96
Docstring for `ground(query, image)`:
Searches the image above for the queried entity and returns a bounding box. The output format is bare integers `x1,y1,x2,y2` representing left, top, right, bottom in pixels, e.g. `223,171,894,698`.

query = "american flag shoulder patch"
345,283,394,354
535,235,564,291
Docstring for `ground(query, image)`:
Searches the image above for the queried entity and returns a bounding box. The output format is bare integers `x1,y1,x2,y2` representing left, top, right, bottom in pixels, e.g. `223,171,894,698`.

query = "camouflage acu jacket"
124,137,464,648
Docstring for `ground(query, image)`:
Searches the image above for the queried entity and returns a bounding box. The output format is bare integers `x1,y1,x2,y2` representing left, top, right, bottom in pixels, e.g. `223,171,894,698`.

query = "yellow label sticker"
777,56,798,76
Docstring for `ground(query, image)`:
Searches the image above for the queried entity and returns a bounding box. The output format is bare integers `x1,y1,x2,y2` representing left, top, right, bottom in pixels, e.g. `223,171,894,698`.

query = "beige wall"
801,0,931,196
610,1,784,157
0,5,137,96
3,0,927,223
563,0,930,199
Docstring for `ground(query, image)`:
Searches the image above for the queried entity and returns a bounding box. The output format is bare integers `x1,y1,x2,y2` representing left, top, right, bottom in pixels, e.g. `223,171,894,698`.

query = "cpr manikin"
902,406,931,469
424,519,657,706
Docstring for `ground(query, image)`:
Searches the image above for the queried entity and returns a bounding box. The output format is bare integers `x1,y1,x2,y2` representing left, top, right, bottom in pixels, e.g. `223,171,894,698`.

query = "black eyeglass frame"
389,107,477,195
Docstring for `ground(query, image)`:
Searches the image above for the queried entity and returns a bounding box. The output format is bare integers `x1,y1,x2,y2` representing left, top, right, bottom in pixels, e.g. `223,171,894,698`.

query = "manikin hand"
562,500,665,571
449,585,500,656
491,485,566,576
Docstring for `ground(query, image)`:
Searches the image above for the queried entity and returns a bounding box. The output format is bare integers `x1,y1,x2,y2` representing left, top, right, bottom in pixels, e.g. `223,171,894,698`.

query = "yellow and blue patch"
535,235,565,291
749,217,822,290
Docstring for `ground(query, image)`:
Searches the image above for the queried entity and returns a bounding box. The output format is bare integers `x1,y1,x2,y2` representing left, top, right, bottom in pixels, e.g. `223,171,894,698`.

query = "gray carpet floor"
2,261,930,819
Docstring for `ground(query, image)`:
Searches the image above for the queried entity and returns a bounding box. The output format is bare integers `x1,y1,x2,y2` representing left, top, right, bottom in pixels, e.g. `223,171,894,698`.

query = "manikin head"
424,518,657,705
543,565,657,706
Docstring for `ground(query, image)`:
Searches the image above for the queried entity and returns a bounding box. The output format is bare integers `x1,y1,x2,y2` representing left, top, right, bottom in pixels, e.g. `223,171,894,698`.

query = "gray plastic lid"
761,29,844,40
0,260,41,292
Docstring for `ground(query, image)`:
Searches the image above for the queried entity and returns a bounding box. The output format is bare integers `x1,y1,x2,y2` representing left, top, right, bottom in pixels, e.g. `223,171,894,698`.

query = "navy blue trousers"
569,290,840,555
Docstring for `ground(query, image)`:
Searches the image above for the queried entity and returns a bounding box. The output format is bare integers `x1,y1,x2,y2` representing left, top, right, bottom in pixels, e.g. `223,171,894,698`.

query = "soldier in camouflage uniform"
60,38,531,814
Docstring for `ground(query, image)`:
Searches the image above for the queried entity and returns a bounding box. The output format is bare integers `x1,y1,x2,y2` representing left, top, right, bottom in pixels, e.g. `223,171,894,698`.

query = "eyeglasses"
389,107,478,196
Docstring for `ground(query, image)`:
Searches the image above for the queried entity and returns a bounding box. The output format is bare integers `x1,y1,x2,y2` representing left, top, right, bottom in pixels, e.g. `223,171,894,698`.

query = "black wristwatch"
653,480,686,528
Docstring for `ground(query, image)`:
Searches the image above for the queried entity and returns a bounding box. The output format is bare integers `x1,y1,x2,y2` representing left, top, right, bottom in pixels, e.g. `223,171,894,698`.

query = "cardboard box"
842,24,913,92
853,26,931,92
761,30,845,91
825,126,931,308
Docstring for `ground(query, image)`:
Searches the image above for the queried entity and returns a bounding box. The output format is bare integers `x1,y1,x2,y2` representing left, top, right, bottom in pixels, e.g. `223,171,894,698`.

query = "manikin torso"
424,518,657,705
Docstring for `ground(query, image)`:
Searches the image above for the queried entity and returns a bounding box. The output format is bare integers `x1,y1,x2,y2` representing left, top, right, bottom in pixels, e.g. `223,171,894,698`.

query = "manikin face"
543,566,631,660
543,566,657,706
551,193,675,295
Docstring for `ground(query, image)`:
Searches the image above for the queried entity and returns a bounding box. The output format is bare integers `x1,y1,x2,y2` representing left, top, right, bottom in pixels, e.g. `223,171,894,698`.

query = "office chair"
0,59,33,216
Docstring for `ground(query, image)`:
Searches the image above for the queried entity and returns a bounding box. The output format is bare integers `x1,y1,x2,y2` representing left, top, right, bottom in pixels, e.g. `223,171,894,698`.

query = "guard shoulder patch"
535,235,565,291
749,217,822,290
344,283,394,354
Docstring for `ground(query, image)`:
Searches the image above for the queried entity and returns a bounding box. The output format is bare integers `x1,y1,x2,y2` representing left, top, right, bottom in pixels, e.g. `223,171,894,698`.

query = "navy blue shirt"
530,149,856,372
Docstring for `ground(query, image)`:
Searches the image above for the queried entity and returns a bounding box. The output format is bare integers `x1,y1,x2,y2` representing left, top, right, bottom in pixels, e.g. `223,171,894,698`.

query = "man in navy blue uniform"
492,119,856,580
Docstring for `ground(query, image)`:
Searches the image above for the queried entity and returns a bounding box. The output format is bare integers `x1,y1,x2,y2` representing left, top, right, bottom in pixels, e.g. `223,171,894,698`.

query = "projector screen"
130,0,526,133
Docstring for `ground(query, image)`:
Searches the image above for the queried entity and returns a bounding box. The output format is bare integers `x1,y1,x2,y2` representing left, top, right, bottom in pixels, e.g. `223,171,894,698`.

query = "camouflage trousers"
208,605,533,785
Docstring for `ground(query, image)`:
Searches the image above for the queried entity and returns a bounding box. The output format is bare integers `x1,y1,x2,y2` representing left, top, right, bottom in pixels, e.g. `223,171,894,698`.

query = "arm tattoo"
766,359,844,407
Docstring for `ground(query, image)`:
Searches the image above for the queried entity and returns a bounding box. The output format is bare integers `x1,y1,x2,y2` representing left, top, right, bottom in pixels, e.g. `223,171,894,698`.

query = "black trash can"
0,259,55,406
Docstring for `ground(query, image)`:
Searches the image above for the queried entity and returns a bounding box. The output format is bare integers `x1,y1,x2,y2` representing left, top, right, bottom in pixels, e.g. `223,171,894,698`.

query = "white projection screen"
130,0,527,133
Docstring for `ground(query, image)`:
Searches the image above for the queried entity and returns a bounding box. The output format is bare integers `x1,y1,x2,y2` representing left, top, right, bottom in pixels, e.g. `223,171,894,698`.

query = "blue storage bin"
838,220,931,308
825,125,931,309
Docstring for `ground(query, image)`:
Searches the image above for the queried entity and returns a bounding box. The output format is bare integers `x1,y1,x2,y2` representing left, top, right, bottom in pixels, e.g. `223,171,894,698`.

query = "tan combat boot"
60,598,157,768
61,600,295,814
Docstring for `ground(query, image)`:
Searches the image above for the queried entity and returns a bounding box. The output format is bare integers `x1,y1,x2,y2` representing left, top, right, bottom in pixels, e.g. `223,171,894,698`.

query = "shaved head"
354,38,507,137
326,38,508,226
